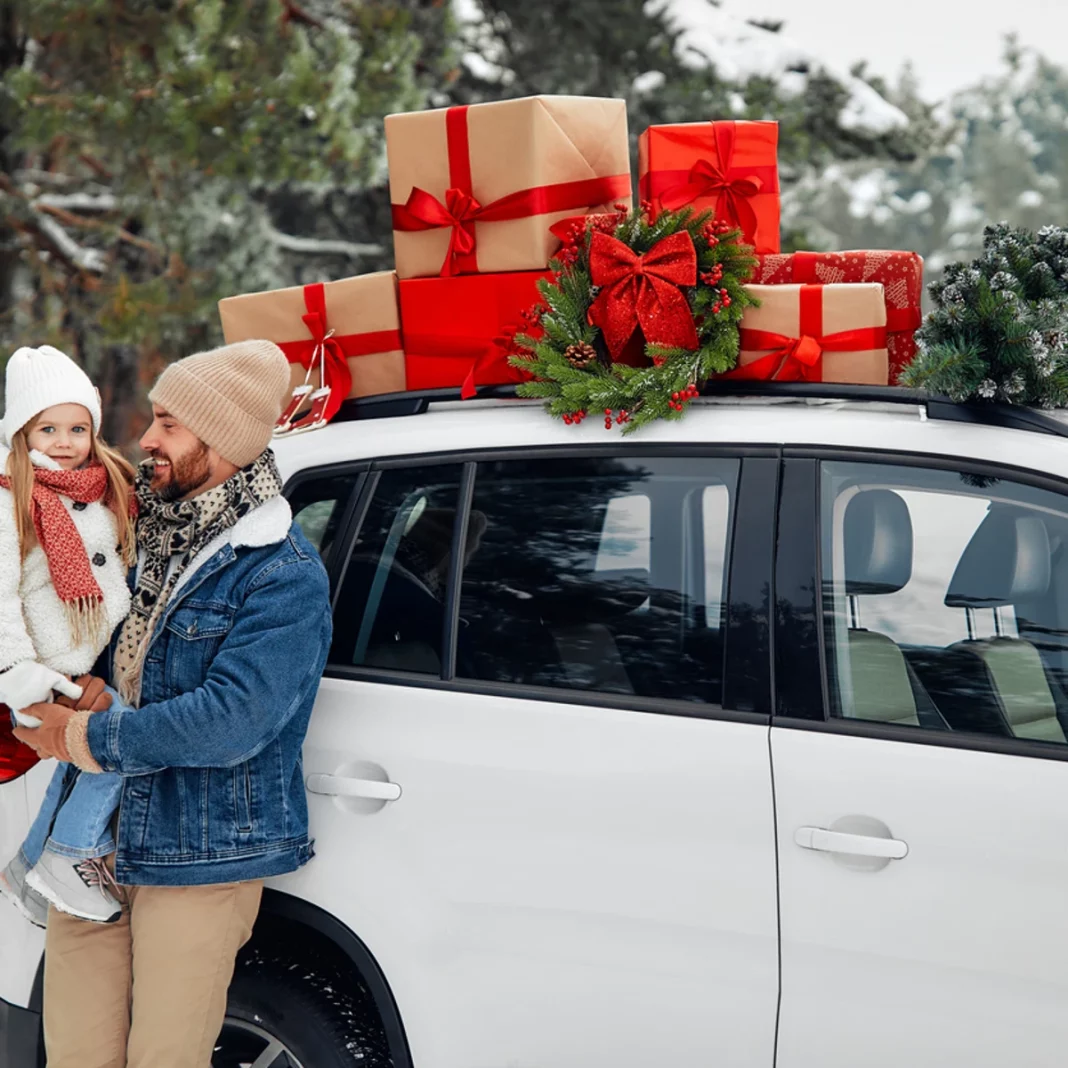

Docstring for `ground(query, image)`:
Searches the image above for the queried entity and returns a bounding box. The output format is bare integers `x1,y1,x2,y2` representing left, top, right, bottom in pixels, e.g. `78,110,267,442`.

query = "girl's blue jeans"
19,760,120,866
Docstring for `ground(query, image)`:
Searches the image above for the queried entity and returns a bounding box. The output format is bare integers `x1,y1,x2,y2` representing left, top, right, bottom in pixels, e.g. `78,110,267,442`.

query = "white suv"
4,384,1068,1068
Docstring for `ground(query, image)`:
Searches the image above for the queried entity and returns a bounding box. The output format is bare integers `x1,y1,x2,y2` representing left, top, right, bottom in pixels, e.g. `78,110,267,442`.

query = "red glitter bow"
587,230,699,359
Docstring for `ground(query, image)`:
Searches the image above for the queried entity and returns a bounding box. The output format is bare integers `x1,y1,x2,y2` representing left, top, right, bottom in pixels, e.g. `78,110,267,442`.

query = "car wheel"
214,945,391,1068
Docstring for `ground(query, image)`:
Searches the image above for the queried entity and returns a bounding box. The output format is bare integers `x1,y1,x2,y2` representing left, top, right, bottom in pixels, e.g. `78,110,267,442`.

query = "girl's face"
25,404,94,470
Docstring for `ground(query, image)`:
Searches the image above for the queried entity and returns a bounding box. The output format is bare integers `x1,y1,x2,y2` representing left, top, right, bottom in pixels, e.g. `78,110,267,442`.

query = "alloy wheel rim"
213,1016,307,1068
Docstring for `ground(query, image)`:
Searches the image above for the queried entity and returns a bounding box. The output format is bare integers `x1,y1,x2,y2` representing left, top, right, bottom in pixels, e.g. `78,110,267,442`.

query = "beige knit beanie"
149,340,288,468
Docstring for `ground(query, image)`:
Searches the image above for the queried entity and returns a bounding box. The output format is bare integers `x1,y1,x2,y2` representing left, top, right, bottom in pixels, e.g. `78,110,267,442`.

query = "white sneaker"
25,850,122,924
0,854,48,928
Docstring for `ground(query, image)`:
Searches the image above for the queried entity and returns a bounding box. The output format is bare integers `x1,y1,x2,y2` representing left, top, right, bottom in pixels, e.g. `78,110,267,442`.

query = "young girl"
0,344,136,925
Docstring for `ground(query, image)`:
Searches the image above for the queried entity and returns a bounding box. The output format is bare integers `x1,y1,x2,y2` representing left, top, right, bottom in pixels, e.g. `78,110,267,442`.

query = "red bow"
291,284,352,422
724,327,887,382
395,186,481,276
658,123,763,241
588,230,699,359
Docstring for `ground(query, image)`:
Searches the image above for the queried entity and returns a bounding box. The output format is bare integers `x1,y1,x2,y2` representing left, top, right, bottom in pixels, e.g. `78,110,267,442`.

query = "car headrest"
843,490,913,595
945,509,1051,608
531,568,650,625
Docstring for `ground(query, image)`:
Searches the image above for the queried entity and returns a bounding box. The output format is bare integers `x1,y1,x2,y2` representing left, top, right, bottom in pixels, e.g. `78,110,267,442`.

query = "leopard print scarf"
113,450,282,705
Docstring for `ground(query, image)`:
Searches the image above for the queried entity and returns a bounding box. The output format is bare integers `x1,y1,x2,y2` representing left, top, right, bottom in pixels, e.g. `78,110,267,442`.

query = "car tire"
216,943,391,1067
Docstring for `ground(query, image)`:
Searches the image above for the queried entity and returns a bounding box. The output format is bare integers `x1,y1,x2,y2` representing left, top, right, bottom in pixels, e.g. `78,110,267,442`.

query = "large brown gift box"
386,96,632,280
218,272,406,422
724,283,889,385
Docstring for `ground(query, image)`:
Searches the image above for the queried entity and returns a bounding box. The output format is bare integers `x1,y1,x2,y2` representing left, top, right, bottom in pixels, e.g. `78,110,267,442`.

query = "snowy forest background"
0,0,1064,448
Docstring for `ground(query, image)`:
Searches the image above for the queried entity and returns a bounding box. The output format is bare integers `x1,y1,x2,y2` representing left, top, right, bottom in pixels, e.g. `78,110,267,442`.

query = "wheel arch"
255,887,413,1068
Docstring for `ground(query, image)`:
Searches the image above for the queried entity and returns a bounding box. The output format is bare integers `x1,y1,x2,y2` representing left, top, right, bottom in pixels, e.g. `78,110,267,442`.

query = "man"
14,339,332,1067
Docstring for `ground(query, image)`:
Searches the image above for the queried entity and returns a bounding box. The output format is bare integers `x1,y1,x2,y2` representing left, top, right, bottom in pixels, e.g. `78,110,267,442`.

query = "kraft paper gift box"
752,250,923,382
386,95,632,280
399,270,551,396
218,272,406,424
638,120,780,254
724,283,889,385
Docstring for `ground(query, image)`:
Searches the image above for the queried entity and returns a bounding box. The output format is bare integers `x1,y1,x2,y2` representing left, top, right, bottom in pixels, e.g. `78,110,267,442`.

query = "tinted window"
457,456,738,703
286,470,362,570
821,460,1068,747
331,464,464,674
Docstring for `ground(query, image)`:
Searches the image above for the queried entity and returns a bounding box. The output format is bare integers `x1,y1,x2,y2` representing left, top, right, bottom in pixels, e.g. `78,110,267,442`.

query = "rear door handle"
306,774,401,802
795,826,907,860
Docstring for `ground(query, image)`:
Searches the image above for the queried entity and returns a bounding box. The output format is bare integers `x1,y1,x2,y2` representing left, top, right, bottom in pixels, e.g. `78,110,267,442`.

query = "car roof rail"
329,380,1068,440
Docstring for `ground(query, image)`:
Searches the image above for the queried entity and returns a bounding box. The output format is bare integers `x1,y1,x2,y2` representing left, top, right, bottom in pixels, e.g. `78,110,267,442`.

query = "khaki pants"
43,879,263,1068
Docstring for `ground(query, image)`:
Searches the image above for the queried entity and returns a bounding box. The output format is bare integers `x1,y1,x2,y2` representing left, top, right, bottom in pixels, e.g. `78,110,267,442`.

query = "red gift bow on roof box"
276,282,403,423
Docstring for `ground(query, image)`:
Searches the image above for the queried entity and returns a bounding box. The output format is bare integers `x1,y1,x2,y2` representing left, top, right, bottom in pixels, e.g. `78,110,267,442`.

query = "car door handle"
306,774,402,802
794,826,908,860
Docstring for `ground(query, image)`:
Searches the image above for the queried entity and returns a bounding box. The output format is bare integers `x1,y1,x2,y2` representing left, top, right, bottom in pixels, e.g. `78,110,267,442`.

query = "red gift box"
638,120,780,254
399,271,551,397
751,250,923,382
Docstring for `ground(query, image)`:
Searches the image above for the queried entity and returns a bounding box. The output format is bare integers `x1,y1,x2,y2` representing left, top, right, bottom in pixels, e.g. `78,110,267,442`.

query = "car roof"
273,395,1068,486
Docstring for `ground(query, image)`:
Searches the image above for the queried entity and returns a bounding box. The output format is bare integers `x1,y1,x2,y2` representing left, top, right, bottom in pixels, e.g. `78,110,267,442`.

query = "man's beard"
152,441,212,502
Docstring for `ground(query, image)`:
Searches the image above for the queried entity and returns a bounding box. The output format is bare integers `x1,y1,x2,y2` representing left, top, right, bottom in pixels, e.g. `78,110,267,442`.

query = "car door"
283,447,781,1068
772,453,1068,1068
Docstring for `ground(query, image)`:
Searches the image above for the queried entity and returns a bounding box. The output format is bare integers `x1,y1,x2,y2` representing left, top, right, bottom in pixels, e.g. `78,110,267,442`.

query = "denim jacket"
85,495,332,886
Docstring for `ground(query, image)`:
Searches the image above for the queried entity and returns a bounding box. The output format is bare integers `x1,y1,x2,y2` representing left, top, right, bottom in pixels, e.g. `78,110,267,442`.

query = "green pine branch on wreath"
901,223,1068,407
509,204,759,433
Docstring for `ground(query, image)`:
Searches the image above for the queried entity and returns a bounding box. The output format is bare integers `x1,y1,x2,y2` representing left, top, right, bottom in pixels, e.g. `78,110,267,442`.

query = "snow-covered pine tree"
449,0,928,217
0,0,451,444
787,42,1068,278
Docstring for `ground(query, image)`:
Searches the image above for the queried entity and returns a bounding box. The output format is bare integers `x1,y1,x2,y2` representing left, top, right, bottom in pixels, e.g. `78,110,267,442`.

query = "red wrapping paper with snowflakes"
751,250,923,382
638,120,780,254
399,270,550,397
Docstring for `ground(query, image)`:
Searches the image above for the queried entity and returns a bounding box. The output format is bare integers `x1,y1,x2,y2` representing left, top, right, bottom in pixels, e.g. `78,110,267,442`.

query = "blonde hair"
7,416,137,566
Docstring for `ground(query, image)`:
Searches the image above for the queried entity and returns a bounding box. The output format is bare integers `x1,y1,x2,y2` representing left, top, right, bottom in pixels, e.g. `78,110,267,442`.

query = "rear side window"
821,460,1068,749
457,456,738,704
330,464,464,674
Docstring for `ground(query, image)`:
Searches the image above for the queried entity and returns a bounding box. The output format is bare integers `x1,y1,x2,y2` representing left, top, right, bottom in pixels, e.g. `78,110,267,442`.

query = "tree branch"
36,192,119,212
266,225,383,259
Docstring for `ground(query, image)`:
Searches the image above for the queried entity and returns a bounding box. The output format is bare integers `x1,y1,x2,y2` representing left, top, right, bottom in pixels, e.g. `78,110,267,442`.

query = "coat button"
73,501,87,511
92,553,106,566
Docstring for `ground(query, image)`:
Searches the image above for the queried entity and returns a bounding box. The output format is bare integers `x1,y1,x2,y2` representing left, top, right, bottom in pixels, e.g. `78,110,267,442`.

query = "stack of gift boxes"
218,95,924,427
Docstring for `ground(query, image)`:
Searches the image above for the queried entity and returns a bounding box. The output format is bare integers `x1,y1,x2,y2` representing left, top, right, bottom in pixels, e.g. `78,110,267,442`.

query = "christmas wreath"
509,205,758,432
901,223,1068,406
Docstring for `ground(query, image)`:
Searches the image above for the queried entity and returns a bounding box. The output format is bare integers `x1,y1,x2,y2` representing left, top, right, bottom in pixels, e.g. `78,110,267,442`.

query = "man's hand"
12,702,78,762
54,675,112,713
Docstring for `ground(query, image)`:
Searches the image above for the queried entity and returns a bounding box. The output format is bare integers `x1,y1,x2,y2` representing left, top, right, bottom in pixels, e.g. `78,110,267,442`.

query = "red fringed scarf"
0,463,116,646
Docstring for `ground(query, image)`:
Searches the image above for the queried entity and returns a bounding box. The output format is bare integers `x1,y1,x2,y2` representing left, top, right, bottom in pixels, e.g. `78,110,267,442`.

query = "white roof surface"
273,397,1068,485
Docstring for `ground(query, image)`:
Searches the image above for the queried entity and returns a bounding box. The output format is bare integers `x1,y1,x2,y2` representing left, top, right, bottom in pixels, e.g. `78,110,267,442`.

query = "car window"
821,460,1068,748
286,470,362,571
330,464,464,674
456,455,739,704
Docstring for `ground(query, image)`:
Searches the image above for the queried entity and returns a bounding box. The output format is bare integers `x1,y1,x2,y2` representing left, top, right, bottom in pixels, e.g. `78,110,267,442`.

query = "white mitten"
0,661,82,726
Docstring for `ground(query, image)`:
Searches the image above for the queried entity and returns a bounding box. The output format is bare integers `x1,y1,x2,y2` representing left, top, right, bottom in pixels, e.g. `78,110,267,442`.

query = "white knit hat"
1,345,101,445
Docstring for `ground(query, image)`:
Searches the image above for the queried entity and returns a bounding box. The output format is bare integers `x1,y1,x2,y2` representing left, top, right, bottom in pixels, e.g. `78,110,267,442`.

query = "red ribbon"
642,122,777,244
723,284,888,382
587,230,699,358
390,104,632,277
277,283,403,422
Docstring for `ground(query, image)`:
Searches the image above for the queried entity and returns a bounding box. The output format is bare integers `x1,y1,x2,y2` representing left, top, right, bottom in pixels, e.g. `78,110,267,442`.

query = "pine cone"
565,342,597,369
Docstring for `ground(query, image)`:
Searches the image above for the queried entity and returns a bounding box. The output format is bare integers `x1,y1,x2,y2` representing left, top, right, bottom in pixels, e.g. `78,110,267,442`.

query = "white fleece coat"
0,442,132,677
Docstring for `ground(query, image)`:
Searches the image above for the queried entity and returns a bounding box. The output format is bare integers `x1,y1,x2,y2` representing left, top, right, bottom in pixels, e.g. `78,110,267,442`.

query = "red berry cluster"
700,263,724,287
700,219,733,246
639,199,654,220
711,288,733,315
669,385,700,412
563,410,588,425
554,245,581,269
603,407,631,429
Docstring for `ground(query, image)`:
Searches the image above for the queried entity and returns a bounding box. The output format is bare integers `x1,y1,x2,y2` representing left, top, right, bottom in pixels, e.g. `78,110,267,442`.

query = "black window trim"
282,461,370,594
318,442,779,726
778,443,1068,764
